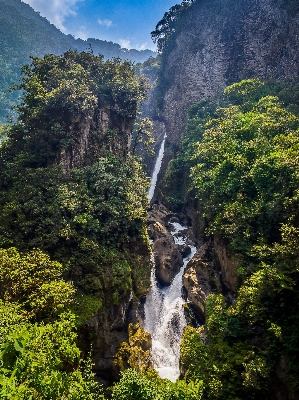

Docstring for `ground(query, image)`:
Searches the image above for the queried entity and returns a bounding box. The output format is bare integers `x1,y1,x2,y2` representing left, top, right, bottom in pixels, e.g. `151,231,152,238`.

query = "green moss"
71,293,102,326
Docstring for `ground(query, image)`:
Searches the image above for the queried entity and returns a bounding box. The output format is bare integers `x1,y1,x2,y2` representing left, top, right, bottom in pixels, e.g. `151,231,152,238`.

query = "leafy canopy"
176,79,299,398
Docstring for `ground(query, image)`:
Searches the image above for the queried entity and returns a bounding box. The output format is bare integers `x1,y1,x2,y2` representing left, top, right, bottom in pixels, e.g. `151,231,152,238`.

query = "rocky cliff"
59,103,135,171
144,1,299,397
145,0,299,320
154,0,299,150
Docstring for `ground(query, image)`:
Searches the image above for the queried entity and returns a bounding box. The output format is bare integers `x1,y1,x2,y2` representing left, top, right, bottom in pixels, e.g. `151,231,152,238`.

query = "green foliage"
163,78,299,212
0,301,25,344
134,56,161,83
70,294,102,327
181,294,281,399
0,253,103,397
0,305,104,399
224,78,265,101
3,51,147,168
111,368,203,400
161,99,219,210
151,1,195,52
111,369,157,400
0,0,156,123
0,155,150,305
0,47,154,399
191,82,299,254
176,79,299,398
0,248,74,321
0,52,151,306
0,125,8,143
131,117,155,156
115,323,152,373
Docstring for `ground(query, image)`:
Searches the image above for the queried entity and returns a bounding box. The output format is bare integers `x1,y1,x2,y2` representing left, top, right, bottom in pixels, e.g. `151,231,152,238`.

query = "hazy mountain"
0,0,156,122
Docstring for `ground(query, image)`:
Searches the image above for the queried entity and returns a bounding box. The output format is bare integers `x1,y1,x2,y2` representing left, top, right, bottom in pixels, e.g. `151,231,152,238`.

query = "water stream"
144,231,196,381
148,134,166,202
145,135,197,381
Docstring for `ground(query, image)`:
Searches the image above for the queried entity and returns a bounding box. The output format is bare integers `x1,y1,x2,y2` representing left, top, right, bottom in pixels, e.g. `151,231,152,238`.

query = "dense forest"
0,50,152,398
1,0,299,398
163,78,299,398
107,79,299,399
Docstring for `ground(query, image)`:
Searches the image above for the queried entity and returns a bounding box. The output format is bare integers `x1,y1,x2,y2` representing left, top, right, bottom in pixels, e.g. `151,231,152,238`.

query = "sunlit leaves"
0,310,103,399
151,1,195,52
191,84,299,252
179,79,299,398
0,248,75,320
111,368,204,400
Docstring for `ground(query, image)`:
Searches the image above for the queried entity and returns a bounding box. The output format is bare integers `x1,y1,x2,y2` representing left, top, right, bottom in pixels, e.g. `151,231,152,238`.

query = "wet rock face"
80,244,151,384
148,203,199,286
183,241,222,322
89,295,145,383
152,221,183,285
157,0,299,149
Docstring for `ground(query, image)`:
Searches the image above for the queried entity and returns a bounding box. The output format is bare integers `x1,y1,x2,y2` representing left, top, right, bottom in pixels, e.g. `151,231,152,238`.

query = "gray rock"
151,222,183,285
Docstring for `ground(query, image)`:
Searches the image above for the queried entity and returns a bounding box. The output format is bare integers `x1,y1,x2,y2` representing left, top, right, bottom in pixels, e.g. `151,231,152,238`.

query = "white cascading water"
145,136,197,382
144,224,196,382
148,134,166,202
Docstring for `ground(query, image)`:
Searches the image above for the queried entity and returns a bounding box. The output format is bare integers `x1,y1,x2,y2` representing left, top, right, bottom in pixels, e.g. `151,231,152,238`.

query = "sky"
21,0,177,51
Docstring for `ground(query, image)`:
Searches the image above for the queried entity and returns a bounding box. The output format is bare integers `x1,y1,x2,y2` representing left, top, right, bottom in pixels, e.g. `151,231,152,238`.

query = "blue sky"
21,0,177,50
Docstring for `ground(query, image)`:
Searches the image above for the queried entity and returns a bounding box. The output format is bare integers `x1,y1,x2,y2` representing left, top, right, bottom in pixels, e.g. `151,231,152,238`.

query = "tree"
151,1,195,52
191,81,299,253
0,248,74,321
131,116,155,156
0,305,104,399
178,79,299,397
0,51,151,306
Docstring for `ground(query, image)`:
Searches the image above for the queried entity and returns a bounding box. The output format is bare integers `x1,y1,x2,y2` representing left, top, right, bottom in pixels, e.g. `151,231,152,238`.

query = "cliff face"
58,105,135,171
146,2,299,397
156,0,299,149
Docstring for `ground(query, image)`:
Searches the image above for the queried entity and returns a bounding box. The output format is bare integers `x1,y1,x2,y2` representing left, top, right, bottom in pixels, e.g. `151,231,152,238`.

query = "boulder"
183,242,222,321
151,221,183,285
178,244,191,258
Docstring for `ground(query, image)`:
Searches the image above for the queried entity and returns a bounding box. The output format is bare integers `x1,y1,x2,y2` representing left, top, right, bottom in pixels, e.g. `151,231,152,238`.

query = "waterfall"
144,223,197,382
148,134,166,202
145,132,196,381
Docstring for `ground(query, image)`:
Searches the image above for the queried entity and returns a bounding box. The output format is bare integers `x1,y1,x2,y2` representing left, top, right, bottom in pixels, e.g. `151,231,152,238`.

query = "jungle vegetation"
101,78,299,399
1,0,299,397
0,50,151,398
161,78,299,399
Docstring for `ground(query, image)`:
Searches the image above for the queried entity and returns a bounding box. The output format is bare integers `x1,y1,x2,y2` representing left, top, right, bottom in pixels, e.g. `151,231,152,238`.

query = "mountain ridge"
0,0,156,122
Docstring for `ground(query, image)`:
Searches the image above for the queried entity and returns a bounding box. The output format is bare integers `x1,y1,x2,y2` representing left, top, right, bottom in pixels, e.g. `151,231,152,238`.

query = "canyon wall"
154,0,299,150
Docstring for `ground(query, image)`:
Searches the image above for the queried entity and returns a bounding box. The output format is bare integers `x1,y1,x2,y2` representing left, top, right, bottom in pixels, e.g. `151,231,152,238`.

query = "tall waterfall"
145,132,196,381
148,134,166,202
144,224,196,382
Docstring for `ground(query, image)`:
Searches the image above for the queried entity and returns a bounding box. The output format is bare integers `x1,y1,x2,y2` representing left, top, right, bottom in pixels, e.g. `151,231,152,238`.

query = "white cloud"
98,18,113,28
136,43,148,51
22,0,83,32
119,39,131,49
75,28,88,40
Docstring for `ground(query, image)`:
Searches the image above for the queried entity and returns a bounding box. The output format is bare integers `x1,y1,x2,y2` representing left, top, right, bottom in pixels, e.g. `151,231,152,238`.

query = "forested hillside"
0,50,152,397
121,0,299,399
0,0,156,123
1,0,299,398
163,79,299,399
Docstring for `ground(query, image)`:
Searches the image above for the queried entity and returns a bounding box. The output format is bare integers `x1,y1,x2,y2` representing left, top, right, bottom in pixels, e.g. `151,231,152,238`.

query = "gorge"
137,0,299,398
0,0,299,398
145,134,197,382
